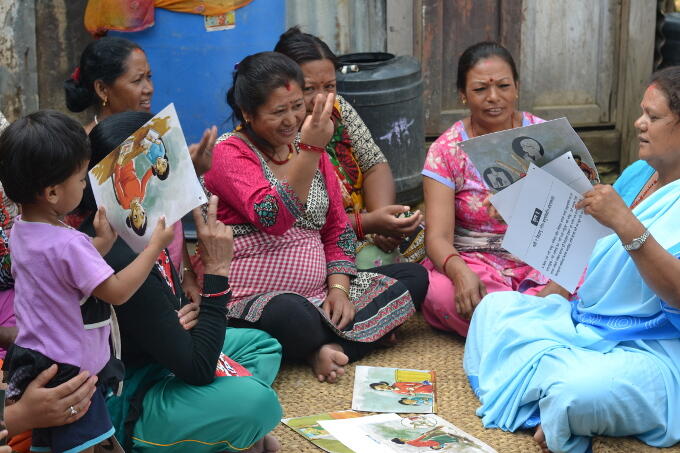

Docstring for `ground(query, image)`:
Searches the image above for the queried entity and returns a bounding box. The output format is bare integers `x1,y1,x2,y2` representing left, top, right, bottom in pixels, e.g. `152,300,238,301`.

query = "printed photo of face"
482,166,514,190
512,136,544,162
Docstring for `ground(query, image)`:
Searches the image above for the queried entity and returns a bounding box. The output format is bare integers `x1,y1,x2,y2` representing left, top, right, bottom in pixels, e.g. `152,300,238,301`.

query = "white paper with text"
501,166,611,292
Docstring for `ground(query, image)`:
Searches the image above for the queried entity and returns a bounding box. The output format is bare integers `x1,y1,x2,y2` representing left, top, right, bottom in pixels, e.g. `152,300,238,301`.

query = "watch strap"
622,229,650,251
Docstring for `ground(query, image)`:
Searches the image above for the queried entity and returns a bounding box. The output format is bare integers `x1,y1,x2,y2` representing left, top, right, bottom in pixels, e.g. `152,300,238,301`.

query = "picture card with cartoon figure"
282,410,369,453
319,413,497,453
352,366,436,414
460,117,599,192
89,103,206,253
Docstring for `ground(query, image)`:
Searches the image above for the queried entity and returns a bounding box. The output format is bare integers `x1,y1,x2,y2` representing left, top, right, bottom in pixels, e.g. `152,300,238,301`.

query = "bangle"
200,287,232,298
354,211,365,240
442,252,460,273
298,142,325,153
183,265,195,275
329,283,350,297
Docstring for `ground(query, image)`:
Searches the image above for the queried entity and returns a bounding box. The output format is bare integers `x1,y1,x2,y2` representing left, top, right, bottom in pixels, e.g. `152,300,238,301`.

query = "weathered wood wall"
0,1,38,121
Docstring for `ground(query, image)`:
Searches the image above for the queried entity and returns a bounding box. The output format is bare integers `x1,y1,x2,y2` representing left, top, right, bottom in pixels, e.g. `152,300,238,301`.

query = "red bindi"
489,78,494,83
284,81,291,91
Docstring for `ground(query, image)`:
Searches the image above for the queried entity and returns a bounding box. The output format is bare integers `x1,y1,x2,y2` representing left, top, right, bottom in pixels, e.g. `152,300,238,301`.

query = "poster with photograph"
89,103,206,252
460,117,599,192
352,366,436,414
319,413,497,453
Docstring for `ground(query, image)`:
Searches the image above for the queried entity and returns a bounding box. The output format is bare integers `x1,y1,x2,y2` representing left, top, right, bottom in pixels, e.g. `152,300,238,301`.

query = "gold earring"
461,98,467,105
102,97,108,108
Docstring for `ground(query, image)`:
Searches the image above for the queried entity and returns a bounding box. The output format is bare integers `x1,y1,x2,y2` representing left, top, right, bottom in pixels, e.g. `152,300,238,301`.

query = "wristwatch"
622,229,651,251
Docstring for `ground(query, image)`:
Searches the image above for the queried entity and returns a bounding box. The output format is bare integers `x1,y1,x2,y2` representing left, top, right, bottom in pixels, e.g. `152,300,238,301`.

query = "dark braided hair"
274,26,338,68
456,41,519,93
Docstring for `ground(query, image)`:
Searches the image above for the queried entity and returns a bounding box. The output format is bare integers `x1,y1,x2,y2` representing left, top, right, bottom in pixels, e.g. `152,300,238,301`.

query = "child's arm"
92,216,175,305
91,206,117,256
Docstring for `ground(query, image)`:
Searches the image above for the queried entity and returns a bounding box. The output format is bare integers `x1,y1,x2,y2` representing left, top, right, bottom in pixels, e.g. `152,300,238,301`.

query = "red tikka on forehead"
284,81,291,91
646,82,658,94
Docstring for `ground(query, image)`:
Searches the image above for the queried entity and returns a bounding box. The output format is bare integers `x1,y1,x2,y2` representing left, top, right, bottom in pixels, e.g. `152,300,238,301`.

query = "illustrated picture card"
281,410,368,453
352,366,436,414
460,117,599,192
319,413,497,453
89,103,206,252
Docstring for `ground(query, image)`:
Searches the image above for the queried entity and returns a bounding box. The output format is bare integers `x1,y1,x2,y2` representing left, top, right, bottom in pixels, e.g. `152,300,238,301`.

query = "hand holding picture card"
461,117,598,192
319,413,497,453
352,366,436,414
89,104,207,252
500,165,611,292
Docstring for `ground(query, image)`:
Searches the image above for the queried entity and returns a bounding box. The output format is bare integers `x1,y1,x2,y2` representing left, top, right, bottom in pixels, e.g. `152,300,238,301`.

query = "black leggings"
230,263,429,362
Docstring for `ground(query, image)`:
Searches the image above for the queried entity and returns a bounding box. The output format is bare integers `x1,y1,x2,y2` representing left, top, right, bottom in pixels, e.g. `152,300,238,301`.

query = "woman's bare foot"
378,332,398,347
533,425,550,453
309,343,349,383
243,434,280,453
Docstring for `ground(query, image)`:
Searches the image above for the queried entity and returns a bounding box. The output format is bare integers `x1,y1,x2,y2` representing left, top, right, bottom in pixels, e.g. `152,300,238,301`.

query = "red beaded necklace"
267,144,295,165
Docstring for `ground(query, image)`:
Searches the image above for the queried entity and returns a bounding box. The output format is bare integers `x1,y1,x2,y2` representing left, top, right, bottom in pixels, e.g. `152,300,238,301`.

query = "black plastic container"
336,52,425,206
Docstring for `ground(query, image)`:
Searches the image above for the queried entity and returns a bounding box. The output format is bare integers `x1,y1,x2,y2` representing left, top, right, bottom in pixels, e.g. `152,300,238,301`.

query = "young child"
0,110,175,453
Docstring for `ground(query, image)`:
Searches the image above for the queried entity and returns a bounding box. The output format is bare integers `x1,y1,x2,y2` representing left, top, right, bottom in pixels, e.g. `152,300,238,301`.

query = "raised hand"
189,126,218,176
300,92,335,148
192,195,233,277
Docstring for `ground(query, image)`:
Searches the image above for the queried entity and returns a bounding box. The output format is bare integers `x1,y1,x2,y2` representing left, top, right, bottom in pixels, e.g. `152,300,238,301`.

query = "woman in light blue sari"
464,66,680,453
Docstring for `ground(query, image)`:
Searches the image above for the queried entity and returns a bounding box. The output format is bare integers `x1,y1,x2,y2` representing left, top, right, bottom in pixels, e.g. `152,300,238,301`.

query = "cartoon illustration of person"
511,135,544,163
398,395,434,406
391,427,481,450
113,155,154,236
573,154,598,183
482,166,514,190
370,380,433,395
141,129,170,180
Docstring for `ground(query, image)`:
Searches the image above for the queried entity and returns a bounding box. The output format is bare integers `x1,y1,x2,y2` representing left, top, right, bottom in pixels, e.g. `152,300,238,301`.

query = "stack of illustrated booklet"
352,366,436,414
318,413,497,453
89,103,206,252
460,118,612,292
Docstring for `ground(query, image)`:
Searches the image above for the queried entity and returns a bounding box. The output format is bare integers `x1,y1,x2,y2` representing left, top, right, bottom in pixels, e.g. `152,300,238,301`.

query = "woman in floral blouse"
421,42,547,336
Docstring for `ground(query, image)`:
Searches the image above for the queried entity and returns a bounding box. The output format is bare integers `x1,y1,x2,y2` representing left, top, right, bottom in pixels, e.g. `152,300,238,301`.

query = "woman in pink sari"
421,42,548,336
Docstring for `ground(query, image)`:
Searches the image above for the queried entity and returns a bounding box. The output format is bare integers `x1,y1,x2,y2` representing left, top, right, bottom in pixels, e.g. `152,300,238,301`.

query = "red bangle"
200,287,232,298
298,142,325,153
354,211,365,240
442,252,460,273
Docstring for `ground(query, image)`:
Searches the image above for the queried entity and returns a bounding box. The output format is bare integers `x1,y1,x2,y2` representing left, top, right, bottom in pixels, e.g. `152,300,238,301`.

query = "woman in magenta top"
204,52,427,383
421,42,547,336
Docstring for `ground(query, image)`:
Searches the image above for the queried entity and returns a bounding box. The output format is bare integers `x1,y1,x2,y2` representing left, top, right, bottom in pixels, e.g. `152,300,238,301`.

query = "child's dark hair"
457,41,519,93
0,110,90,205
77,111,154,214
64,37,143,112
226,51,305,126
649,66,680,119
369,381,391,390
274,26,338,68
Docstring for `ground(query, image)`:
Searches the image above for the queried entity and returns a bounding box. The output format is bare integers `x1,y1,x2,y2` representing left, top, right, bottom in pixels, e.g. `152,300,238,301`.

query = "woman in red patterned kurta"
204,52,427,383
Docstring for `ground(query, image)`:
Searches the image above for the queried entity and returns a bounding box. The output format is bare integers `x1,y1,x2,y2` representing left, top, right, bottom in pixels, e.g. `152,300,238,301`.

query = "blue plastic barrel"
110,1,284,143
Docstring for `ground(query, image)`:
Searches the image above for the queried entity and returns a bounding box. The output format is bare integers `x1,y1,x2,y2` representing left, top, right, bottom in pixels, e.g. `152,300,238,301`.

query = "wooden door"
414,0,523,136
519,0,620,126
